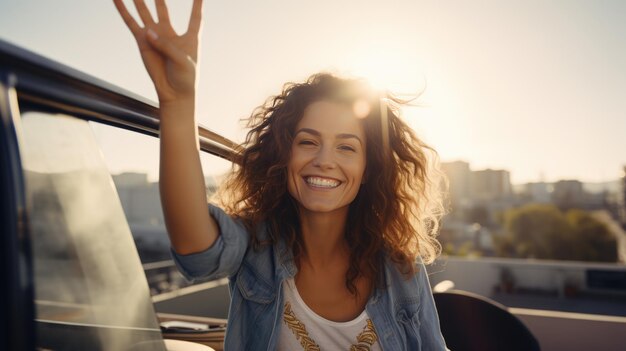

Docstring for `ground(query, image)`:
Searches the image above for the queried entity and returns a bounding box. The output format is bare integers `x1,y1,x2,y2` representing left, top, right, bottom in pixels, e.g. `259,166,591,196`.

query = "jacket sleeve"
170,204,250,282
417,259,450,350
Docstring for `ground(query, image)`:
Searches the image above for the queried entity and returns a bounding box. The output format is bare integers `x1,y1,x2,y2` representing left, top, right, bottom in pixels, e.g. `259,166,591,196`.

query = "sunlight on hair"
353,99,371,119
380,97,390,156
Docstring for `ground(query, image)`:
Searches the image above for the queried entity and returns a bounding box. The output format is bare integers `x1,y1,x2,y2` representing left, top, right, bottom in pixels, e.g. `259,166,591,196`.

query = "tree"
495,204,618,262
566,210,618,262
465,205,490,227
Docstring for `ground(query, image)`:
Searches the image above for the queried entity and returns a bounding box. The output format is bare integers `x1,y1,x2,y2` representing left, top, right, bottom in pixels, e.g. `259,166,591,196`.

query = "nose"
312,145,336,170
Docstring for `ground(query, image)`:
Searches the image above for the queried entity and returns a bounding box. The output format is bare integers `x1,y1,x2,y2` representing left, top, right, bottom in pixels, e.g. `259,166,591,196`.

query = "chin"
299,201,349,214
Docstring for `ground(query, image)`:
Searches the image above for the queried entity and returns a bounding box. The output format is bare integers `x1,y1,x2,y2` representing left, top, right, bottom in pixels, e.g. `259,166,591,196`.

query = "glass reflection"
21,112,166,351
91,121,232,295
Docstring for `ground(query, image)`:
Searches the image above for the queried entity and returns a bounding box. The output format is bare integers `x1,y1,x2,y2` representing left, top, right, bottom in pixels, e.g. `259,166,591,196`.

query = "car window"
90,121,232,295
20,111,166,351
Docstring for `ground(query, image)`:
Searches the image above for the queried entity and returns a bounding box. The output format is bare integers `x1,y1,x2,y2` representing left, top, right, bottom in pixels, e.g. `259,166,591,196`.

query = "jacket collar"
275,236,297,280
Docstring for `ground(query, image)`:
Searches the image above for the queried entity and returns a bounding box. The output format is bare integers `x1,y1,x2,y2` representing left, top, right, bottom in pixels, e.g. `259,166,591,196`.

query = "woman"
114,0,448,350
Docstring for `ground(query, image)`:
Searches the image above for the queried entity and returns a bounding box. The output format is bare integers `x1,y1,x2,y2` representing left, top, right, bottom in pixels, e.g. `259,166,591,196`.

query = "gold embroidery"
283,302,379,351
351,319,378,351
283,302,321,351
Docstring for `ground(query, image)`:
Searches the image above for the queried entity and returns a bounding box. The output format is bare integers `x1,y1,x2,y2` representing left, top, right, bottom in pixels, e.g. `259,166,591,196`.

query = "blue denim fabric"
171,205,448,350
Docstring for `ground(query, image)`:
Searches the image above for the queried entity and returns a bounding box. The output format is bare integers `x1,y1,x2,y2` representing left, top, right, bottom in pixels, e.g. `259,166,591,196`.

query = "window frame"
0,38,238,350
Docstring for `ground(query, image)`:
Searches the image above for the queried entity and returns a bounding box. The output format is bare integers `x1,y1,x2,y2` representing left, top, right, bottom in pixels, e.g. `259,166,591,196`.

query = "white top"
277,278,382,351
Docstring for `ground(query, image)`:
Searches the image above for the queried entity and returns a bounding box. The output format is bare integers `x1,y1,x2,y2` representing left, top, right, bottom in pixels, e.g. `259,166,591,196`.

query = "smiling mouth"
304,176,341,188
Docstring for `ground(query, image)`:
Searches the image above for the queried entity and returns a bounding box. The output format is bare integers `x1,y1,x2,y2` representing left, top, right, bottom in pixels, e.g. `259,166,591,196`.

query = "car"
0,38,232,351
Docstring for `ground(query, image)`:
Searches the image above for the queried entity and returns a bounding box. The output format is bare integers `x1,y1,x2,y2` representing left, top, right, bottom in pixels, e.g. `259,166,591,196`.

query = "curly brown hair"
217,73,447,294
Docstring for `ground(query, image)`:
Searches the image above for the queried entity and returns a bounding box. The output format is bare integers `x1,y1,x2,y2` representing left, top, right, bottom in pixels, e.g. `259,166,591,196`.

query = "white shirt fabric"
277,278,382,351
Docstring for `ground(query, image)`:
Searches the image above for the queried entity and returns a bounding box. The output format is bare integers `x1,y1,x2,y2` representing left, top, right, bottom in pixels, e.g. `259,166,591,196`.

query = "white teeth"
305,176,340,188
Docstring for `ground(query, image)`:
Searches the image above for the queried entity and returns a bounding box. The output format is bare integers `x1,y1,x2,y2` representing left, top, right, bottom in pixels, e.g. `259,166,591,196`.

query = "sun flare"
347,53,426,96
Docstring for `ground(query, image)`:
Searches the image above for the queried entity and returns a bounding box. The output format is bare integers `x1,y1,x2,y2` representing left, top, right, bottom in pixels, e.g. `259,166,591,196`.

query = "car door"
0,38,235,351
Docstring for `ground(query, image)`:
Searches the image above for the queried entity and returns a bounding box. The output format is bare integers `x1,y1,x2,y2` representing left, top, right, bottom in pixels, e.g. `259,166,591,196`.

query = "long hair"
217,73,447,294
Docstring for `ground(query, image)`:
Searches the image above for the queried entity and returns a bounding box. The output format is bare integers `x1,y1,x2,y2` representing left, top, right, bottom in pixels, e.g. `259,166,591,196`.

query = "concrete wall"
153,280,231,319
427,256,626,298
514,308,626,351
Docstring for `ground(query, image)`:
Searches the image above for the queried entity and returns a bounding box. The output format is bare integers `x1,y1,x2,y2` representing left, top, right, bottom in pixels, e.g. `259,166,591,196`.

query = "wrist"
159,95,195,110
159,96,197,128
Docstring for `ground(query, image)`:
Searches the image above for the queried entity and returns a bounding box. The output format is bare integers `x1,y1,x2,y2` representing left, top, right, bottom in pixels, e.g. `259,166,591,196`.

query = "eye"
338,144,356,152
298,139,317,146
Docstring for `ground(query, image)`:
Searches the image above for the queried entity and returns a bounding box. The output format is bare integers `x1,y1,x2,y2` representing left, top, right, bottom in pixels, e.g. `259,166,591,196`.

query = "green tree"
496,204,618,262
566,210,618,262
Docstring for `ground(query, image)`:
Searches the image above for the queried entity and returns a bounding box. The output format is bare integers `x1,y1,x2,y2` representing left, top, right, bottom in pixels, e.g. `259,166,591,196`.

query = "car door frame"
0,38,237,351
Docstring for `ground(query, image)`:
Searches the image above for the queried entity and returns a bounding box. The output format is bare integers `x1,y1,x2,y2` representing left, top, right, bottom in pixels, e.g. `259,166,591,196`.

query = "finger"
146,29,193,68
113,0,142,35
186,0,203,35
133,0,156,26
155,0,171,26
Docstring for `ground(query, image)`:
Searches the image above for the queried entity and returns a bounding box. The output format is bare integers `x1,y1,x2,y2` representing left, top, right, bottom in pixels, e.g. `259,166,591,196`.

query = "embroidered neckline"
283,301,378,351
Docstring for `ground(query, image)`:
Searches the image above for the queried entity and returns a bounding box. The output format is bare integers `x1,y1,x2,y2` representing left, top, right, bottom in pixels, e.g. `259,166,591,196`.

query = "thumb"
146,29,193,68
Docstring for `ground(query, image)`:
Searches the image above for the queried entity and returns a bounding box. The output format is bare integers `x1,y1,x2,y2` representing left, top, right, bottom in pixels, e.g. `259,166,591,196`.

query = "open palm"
114,0,203,103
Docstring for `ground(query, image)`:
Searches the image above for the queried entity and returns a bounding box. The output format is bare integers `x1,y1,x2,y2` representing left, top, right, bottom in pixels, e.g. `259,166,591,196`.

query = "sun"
345,55,472,163
346,53,426,96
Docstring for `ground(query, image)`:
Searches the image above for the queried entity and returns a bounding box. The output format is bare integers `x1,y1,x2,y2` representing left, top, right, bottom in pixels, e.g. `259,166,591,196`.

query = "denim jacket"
172,205,448,350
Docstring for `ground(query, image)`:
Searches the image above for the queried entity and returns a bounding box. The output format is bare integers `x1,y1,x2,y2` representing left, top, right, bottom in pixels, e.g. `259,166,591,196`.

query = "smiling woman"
112,0,448,349
206,73,448,350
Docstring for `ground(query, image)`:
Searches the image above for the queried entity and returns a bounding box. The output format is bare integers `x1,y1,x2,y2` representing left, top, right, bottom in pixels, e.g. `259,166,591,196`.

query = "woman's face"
287,100,367,216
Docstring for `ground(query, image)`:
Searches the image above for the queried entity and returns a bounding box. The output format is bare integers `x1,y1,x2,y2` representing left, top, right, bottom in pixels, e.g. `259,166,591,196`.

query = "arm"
114,0,218,255
416,261,449,350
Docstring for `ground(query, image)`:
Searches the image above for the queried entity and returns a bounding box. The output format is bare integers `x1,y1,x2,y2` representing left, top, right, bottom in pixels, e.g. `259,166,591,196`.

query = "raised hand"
114,0,203,104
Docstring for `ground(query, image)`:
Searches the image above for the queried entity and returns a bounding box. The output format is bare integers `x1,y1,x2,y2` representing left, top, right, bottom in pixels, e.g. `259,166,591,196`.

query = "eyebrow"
295,128,363,146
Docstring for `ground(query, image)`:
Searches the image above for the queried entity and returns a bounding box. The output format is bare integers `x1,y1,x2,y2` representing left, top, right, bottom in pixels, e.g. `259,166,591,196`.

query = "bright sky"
1,0,625,184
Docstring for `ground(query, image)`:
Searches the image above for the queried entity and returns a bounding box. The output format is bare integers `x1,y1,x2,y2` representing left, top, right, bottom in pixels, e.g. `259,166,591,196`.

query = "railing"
428,255,626,312
142,260,190,296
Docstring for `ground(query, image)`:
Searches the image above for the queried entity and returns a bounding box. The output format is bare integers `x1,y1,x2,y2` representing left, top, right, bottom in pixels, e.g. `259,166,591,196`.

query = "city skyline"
111,159,623,193
1,0,625,184
441,159,623,190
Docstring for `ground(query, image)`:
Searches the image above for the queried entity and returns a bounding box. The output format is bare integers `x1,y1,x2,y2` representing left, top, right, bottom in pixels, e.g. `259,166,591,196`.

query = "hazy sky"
1,0,625,184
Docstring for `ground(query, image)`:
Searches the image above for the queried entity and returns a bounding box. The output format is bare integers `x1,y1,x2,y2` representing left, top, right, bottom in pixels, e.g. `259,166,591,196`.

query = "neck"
298,206,349,269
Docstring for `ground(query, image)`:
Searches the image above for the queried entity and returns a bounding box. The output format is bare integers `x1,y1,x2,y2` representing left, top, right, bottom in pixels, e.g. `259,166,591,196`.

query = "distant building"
584,191,608,210
113,173,164,226
522,182,552,204
441,162,513,204
441,161,472,206
552,180,585,209
440,162,515,254
471,169,512,201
